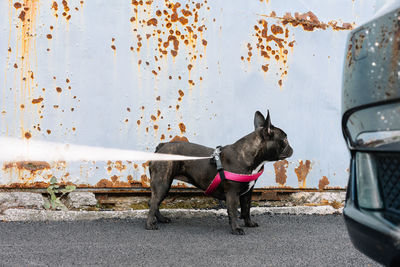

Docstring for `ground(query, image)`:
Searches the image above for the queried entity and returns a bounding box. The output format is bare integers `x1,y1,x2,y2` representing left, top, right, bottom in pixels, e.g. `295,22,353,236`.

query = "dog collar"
205,146,264,195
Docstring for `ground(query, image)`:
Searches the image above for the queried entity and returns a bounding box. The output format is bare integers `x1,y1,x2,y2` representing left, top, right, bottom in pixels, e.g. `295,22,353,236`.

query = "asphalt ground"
0,214,379,266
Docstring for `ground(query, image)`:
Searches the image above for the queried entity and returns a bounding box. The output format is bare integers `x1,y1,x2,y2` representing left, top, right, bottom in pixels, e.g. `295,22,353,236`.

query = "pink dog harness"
205,168,264,195
204,146,264,195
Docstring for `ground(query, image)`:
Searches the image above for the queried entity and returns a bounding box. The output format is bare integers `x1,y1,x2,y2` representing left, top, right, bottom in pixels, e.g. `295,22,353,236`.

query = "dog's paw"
245,221,259,227
145,223,159,230
156,212,171,223
158,216,171,223
231,227,245,235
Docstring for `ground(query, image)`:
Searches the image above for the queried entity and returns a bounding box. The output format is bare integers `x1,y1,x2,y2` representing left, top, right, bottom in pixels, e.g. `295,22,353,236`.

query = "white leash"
0,137,212,162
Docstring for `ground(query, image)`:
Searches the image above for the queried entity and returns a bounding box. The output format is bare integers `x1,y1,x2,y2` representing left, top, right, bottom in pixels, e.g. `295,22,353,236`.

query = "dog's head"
253,110,293,161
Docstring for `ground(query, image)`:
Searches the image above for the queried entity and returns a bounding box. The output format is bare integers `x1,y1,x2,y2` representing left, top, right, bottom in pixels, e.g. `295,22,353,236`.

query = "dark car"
341,5,400,267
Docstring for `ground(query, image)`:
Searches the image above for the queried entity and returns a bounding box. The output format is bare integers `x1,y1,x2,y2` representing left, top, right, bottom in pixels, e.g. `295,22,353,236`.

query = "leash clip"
212,146,224,171
212,146,226,181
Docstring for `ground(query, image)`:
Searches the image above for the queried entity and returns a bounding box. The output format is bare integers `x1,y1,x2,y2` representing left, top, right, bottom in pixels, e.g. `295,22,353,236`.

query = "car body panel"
342,7,400,267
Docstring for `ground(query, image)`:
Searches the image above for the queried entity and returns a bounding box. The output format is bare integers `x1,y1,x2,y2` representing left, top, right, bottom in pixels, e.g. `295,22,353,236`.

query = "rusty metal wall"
0,0,391,189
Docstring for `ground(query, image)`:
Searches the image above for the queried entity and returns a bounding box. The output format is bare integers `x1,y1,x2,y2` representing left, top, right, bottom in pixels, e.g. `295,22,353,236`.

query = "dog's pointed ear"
254,111,265,130
265,110,272,135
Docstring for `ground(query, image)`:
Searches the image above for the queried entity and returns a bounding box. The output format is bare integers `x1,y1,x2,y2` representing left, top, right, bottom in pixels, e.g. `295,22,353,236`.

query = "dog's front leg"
226,191,245,235
240,189,259,227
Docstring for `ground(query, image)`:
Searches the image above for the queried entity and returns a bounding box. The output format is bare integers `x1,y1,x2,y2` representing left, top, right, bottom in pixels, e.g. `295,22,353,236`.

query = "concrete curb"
0,206,342,222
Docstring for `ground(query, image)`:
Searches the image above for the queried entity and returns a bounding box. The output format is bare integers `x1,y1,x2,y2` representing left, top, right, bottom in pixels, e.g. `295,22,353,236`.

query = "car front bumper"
344,204,400,266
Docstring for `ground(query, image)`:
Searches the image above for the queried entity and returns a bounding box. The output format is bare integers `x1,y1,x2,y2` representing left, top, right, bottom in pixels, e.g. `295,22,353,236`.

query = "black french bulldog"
146,110,293,234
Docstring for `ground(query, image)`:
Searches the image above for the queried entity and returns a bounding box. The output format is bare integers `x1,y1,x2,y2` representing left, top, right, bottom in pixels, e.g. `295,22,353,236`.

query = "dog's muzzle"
281,145,293,158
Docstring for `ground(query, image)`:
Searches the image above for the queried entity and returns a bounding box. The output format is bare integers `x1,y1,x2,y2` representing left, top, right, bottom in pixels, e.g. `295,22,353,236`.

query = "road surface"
0,214,379,266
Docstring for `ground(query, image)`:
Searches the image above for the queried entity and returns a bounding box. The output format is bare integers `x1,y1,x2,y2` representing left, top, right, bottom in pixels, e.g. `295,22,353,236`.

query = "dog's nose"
282,145,293,158
287,146,293,157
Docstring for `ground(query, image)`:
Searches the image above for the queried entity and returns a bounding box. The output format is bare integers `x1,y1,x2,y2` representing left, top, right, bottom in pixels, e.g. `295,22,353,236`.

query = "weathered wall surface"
0,0,390,189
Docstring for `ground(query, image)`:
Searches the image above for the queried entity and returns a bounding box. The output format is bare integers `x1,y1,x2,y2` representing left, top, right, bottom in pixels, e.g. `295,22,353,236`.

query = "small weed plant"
44,176,76,210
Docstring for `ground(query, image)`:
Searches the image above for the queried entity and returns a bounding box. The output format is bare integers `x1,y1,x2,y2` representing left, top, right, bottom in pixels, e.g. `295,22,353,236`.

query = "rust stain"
273,160,289,186
96,179,114,187
388,15,400,95
178,122,186,133
96,176,141,188
49,0,80,20
318,176,330,190
279,12,354,31
140,174,150,187
141,161,149,172
1,160,60,187
0,181,51,189
245,11,353,87
172,182,188,188
170,135,188,142
244,17,294,87
31,97,43,104
294,160,312,188
10,0,40,138
14,2,22,9
130,0,209,87
3,161,50,172
0,181,147,189
1,159,143,189
24,132,31,139
110,175,119,183
147,18,158,26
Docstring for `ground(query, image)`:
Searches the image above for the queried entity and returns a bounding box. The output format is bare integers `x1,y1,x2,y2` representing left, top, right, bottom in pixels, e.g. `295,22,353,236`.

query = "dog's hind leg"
155,210,171,223
239,189,259,227
146,162,173,230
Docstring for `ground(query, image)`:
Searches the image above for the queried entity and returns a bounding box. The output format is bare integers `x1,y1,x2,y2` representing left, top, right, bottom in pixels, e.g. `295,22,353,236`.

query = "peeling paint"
3,161,50,172
278,11,354,31
273,160,289,186
318,176,330,190
294,160,312,188
244,10,353,87
178,122,186,133
170,135,189,142
129,0,209,80
140,174,150,187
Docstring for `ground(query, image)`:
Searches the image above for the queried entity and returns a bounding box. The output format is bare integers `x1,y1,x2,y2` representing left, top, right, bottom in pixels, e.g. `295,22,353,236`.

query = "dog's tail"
155,143,166,152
